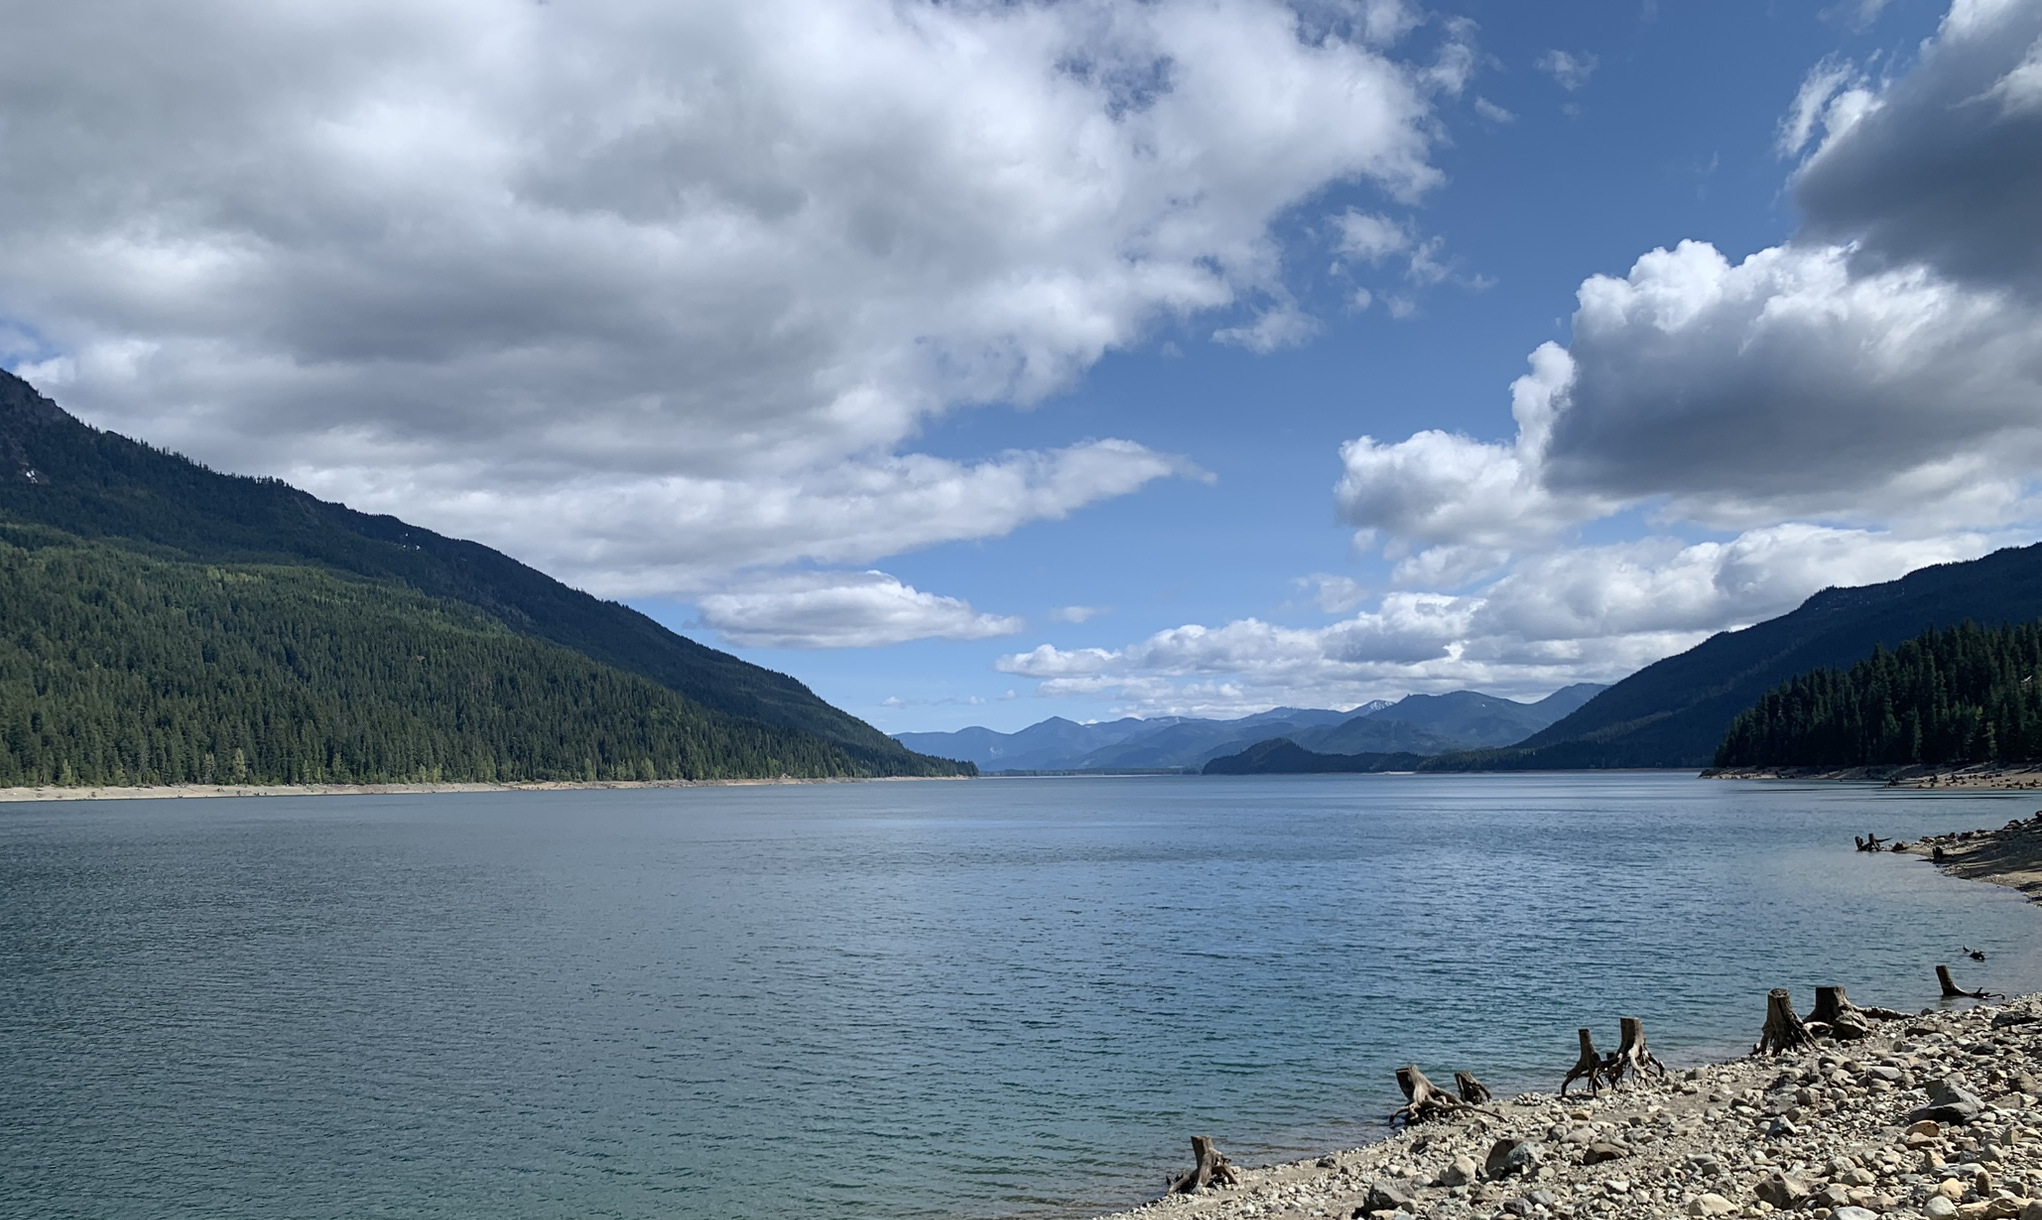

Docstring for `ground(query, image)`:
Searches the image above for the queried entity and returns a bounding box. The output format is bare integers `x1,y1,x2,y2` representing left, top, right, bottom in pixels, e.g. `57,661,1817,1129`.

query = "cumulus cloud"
0,0,1449,598
1339,0,2042,559
995,525,1999,715
1000,0,2042,717
696,571,1023,649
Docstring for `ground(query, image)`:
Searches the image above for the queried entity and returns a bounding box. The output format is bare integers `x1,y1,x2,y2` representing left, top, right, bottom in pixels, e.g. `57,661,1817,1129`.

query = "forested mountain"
1428,544,2042,769
1714,620,2042,768
0,370,968,784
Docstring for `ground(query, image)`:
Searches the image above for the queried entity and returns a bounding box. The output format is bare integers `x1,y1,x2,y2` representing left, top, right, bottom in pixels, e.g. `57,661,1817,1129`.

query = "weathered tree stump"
1169,1135,1239,1194
1561,1028,1612,1096
1808,985,1873,1040
1392,1064,1489,1125
1454,1070,1493,1104
1753,988,1813,1055
1608,1016,1668,1083
1937,964,2003,1001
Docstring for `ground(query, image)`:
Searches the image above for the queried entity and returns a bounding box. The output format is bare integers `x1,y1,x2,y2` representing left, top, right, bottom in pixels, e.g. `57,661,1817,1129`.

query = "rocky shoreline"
1092,816,2042,1220
1701,765,2042,791
0,774,966,802
1098,995,2041,1220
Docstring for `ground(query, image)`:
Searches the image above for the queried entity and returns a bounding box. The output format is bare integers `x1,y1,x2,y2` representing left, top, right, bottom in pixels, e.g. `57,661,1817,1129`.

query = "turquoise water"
4,773,2041,1219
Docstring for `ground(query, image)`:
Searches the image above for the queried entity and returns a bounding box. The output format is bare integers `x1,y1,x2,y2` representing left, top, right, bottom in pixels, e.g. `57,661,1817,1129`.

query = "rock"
1437,1154,1479,1187
1754,1171,1815,1208
1583,1142,1629,1165
1833,1208,1880,1220
1688,1194,1737,1217
1911,1120,1947,1138
1927,1197,1960,1219
1914,1079,1990,1126
1484,1138,1541,1180
1362,1182,1414,1214
2020,1202,2042,1220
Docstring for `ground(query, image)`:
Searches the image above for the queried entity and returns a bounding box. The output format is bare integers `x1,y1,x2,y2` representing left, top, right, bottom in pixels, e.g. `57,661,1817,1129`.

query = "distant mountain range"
0,369,969,786
1207,543,2042,774
895,684,1606,773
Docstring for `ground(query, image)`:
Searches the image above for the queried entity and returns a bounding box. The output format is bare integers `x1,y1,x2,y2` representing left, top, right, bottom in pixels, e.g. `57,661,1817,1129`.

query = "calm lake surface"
5,773,2042,1219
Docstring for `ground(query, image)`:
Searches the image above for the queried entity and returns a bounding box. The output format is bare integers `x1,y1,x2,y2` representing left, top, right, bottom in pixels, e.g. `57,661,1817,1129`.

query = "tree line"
1714,619,2042,768
0,527,912,786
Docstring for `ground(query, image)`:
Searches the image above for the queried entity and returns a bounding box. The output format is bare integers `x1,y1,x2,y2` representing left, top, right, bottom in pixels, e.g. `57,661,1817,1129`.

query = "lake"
4,773,2041,1219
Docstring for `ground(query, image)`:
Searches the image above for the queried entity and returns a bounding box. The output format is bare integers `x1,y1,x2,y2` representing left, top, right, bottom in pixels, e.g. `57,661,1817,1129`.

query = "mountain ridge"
0,369,966,782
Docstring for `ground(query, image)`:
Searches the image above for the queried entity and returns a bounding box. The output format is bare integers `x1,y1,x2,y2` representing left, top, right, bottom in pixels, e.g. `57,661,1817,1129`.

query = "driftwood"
1754,988,1813,1055
1454,1070,1493,1104
1392,1065,1490,1125
1937,964,2004,1001
1169,1135,1238,1194
1854,833,1887,852
1561,1028,1614,1096
1608,1016,1668,1084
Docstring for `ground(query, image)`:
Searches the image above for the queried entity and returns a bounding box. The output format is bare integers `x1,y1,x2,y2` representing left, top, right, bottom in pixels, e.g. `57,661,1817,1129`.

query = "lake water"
4,773,2041,1220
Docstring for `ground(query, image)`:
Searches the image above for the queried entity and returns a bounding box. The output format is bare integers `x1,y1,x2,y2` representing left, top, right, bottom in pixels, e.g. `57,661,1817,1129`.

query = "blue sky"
4,0,2039,733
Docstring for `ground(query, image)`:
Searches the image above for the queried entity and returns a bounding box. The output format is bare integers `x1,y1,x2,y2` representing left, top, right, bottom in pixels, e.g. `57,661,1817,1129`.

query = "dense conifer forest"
1713,620,2042,768
0,525,896,786
0,370,971,786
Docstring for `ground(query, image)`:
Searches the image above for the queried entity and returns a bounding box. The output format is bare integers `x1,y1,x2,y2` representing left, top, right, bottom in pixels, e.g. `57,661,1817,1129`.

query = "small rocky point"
1101,997,2042,1220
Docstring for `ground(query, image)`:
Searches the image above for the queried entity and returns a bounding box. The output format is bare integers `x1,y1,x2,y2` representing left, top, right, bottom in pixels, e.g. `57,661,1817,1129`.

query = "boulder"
1435,1154,1478,1188
1754,1171,1815,1209
1583,1142,1630,1166
1687,1194,1737,1217
1484,1138,1542,1180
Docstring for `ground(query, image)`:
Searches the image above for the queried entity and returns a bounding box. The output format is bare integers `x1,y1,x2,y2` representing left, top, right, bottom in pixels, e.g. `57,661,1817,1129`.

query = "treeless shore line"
0,773,969,802
1090,816,2042,1220
1703,764,2042,791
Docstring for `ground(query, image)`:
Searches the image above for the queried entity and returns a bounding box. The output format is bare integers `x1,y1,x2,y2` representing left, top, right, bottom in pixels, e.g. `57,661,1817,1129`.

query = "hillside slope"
0,370,966,780
1442,545,2042,769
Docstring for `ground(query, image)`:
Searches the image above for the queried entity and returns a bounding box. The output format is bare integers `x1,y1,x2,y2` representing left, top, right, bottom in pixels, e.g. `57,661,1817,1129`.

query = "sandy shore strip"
1091,816,2042,1220
0,774,968,802
1703,765,2042,791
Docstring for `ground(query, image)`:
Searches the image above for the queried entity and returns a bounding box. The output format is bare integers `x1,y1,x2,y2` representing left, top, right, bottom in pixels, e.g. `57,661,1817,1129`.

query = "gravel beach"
1095,815,2042,1220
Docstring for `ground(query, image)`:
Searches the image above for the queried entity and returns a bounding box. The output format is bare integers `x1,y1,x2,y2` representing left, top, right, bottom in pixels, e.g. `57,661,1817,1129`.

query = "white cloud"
0,0,1448,599
1335,211,1414,263
1473,96,1516,124
1777,57,1863,158
1535,49,1599,92
1049,604,1110,623
290,438,1196,597
993,524,2000,716
696,571,1023,649
999,0,2042,719
1213,304,1321,353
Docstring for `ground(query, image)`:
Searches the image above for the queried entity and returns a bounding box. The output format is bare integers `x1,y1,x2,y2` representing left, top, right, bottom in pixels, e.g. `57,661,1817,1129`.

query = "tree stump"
1169,1135,1239,1194
1561,1028,1612,1096
1936,964,2002,1000
1608,1016,1668,1083
1454,1071,1493,1104
1807,985,1872,1040
1753,988,1812,1055
1392,1064,1487,1125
